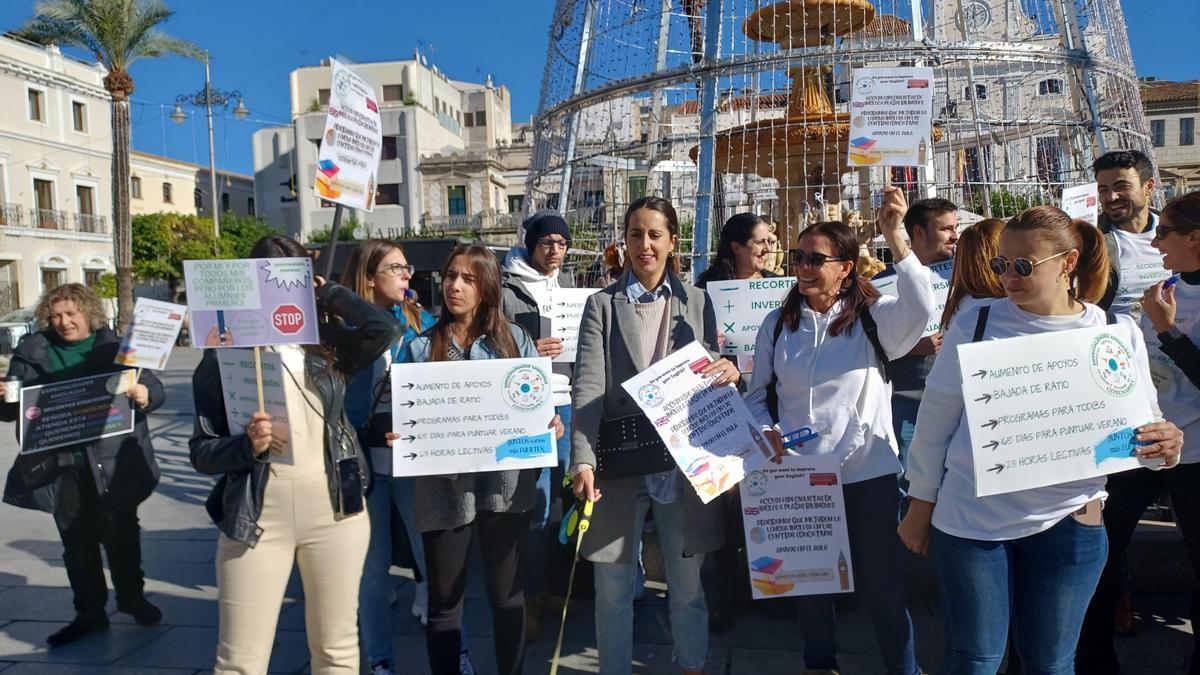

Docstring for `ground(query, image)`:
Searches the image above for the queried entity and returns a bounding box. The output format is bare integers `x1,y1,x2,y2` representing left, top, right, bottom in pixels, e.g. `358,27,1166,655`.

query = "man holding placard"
1,284,164,647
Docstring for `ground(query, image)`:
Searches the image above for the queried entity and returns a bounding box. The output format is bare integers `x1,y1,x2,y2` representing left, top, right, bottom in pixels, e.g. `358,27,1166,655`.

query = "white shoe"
411,581,428,627
459,650,476,675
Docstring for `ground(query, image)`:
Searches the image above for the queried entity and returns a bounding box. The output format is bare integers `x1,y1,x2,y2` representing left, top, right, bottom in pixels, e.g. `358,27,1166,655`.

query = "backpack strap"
765,316,786,424
972,304,991,342
861,306,891,382
1105,310,1118,325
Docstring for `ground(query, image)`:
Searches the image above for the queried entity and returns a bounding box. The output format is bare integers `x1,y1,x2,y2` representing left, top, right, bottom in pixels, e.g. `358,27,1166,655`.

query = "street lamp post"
172,51,248,240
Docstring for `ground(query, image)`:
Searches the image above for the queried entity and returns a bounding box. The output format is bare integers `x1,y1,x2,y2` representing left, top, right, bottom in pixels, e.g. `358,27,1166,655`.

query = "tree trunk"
111,95,133,333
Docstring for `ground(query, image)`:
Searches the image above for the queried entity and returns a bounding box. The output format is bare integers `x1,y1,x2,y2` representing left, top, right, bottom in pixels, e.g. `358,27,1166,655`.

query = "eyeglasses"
538,238,569,251
376,262,415,278
988,250,1071,277
1154,227,1182,241
788,249,849,268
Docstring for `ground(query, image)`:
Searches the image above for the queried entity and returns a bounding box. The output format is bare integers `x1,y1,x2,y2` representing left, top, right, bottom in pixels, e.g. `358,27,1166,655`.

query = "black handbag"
594,414,674,479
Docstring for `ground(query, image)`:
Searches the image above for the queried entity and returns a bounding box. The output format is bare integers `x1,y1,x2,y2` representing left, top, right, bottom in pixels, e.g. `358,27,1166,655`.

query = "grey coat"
406,322,540,533
571,271,724,564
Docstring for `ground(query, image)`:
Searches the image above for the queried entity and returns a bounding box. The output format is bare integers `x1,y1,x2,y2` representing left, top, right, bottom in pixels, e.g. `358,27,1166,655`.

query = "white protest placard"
740,455,854,598
709,277,795,358
115,298,187,370
390,357,557,477
872,258,953,336
184,257,320,349
847,66,934,167
314,58,383,211
1061,183,1099,225
216,349,293,465
959,324,1158,497
621,341,773,503
550,288,599,362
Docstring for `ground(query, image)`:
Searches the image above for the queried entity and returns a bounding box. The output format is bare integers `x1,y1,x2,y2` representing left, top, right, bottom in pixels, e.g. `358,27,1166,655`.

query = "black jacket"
188,281,403,547
1,328,164,524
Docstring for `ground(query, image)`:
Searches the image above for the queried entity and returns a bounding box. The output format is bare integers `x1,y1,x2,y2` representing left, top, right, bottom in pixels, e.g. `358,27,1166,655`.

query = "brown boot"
1114,590,1137,636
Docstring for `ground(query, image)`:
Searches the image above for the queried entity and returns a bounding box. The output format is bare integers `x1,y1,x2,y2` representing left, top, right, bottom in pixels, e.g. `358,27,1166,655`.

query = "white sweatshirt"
745,253,934,484
1109,213,1169,316
1140,278,1200,464
504,250,572,407
905,299,1162,541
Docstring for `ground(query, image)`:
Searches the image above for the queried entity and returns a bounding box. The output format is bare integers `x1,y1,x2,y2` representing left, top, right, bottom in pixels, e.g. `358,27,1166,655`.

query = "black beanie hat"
523,212,571,252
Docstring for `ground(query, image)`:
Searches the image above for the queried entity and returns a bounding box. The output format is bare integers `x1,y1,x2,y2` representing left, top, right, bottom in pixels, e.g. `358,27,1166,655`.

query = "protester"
941,218,1006,328
1077,192,1200,674
571,196,739,675
694,211,781,632
745,186,932,675
401,242,564,675
1094,149,1169,314
342,239,438,675
0,283,163,646
870,197,958,491
189,235,402,674
900,206,1183,674
500,211,576,641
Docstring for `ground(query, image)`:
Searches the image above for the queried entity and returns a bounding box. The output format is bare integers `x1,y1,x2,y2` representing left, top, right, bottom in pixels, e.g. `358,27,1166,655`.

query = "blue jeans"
359,473,426,666
798,473,918,674
593,492,708,675
525,404,573,597
933,515,1107,675
891,394,921,498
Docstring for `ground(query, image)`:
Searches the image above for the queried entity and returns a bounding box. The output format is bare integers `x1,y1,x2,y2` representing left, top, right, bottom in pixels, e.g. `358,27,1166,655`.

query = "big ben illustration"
837,551,850,590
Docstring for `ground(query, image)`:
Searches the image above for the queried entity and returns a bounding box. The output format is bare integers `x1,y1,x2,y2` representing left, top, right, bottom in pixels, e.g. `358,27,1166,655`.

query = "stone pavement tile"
0,586,76,622
140,561,217,592
0,621,167,665
0,664,193,675
107,591,217,628
139,538,217,564
114,625,307,672
0,558,74,589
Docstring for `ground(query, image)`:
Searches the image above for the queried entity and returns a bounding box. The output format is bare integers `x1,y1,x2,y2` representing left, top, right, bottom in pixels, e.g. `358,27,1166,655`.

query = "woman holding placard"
342,239,439,675
744,186,933,675
1077,192,1200,674
190,235,403,675
571,196,739,675
940,218,1006,328
400,242,564,675
899,207,1183,675
1,283,163,647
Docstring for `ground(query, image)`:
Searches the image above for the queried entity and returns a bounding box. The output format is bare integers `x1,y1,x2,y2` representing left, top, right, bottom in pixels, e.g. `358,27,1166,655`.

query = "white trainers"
459,650,476,675
411,581,428,627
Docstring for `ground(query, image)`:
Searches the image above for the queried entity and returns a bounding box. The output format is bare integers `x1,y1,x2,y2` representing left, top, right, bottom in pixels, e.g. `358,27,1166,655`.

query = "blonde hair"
35,283,108,331
1004,206,1110,303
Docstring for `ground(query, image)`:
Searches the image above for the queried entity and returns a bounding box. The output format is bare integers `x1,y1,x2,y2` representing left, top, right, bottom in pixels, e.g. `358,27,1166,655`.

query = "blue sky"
1,0,1196,176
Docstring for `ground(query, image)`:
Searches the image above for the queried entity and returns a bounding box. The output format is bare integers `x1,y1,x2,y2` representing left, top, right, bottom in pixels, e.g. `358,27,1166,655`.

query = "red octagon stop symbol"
272,304,306,335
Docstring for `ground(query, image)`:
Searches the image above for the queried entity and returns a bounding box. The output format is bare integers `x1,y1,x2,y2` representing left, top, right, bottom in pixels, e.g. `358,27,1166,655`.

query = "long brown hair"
1004,206,1110,303
1161,192,1200,234
428,243,520,361
623,196,682,276
941,218,1006,328
342,239,422,329
778,221,879,336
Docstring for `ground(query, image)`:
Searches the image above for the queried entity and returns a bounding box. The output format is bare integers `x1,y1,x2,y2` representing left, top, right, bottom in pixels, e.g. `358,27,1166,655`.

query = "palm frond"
16,0,199,71
129,30,202,62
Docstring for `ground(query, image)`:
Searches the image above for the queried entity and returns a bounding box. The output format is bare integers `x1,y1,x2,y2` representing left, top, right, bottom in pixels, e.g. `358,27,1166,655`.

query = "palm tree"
19,0,200,332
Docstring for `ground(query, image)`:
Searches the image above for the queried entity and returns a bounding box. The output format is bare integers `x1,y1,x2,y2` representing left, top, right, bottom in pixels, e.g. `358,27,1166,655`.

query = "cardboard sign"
18,372,136,453
1061,183,1099,226
847,66,935,167
116,298,187,370
621,341,772,503
314,58,384,211
708,277,795,358
958,324,1158,496
184,257,319,348
549,288,600,363
872,258,954,336
216,349,294,465
740,455,854,598
390,357,558,477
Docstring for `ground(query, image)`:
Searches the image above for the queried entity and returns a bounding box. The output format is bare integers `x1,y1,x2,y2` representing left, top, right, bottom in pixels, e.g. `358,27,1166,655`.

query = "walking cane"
549,497,595,675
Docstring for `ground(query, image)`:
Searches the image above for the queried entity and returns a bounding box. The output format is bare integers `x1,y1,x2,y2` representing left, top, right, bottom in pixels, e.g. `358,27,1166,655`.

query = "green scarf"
46,332,97,374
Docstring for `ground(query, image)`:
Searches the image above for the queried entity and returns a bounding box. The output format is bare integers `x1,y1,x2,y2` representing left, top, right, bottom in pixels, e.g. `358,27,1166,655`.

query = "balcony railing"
0,203,22,227
76,212,108,234
33,208,69,230
420,210,519,235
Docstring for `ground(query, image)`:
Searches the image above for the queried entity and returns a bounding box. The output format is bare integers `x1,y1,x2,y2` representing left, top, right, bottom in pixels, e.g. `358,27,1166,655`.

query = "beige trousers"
213,470,369,675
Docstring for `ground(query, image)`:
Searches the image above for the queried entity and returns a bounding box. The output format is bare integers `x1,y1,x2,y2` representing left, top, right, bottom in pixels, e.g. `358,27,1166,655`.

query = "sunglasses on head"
788,249,849,268
989,249,1071,277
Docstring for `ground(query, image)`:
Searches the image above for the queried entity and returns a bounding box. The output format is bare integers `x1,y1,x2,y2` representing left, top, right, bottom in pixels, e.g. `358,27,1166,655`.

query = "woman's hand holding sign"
247,411,274,456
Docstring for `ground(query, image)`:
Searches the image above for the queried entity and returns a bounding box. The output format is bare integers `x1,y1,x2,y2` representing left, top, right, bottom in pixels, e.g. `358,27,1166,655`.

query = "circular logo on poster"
637,383,664,408
744,470,769,497
333,69,352,104
855,77,875,96
1088,332,1137,397
748,527,766,545
501,364,550,412
24,406,40,421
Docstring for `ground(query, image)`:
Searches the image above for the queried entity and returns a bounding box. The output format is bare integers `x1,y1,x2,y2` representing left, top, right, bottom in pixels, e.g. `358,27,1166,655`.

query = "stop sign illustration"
272,304,306,334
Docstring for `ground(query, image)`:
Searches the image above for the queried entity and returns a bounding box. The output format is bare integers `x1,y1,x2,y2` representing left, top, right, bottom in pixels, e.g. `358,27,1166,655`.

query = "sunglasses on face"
989,249,1070,277
1153,226,1183,241
788,249,849,268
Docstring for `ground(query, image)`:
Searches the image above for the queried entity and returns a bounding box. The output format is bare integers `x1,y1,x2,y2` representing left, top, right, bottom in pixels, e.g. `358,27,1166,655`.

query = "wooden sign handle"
253,347,266,414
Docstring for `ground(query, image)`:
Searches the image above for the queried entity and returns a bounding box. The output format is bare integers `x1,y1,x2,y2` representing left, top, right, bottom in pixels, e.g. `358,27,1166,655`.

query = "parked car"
0,306,37,354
